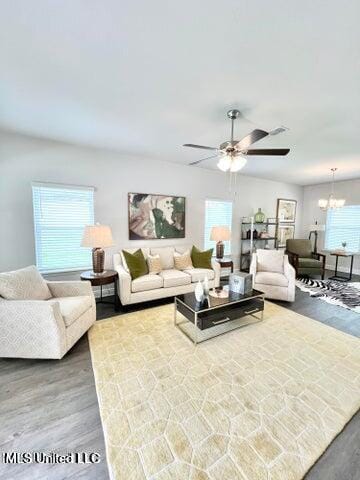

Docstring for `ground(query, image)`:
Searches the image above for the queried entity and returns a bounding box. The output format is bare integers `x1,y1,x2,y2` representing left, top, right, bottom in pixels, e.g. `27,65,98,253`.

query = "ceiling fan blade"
235,129,269,150
183,143,218,151
189,154,220,166
245,148,290,156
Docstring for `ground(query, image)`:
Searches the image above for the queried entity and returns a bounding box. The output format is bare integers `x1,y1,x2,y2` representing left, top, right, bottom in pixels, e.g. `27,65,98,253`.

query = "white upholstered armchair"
0,266,96,359
250,249,295,302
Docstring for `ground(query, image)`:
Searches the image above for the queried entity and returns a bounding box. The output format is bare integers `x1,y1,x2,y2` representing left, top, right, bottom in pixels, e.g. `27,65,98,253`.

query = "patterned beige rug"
88,302,360,480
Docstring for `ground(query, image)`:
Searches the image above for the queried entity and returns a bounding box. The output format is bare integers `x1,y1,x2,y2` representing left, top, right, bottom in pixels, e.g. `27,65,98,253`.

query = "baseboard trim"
325,263,360,277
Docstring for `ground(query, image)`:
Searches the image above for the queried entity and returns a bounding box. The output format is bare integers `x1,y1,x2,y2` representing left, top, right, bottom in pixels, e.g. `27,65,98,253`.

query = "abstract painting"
128,193,185,240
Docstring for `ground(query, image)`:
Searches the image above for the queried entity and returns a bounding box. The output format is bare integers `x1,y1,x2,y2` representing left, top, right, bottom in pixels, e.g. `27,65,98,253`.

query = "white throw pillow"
256,249,284,274
174,251,193,271
0,265,52,300
150,247,175,270
147,254,162,275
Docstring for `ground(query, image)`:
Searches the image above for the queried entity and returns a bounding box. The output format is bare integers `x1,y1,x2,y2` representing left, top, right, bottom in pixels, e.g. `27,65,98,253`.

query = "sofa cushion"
257,249,284,274
184,268,215,283
147,254,162,274
131,274,163,293
150,247,175,269
159,269,191,288
122,249,149,280
298,258,323,269
191,246,213,269
0,265,52,300
49,295,92,327
174,251,193,270
255,272,288,287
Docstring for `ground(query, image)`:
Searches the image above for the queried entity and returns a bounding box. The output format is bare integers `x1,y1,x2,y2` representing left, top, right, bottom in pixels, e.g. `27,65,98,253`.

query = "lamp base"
92,248,105,274
216,242,224,259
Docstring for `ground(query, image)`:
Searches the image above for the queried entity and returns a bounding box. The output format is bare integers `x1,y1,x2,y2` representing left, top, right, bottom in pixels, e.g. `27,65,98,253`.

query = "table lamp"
309,222,325,255
81,224,114,274
210,226,231,259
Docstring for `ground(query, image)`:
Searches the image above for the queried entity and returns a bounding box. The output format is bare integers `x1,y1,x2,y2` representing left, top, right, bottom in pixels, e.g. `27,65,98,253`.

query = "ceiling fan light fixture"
217,155,232,172
230,156,247,172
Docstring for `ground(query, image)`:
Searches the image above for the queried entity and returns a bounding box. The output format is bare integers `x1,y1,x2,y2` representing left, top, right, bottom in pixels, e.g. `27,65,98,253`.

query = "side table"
329,252,355,282
215,257,234,275
81,270,119,311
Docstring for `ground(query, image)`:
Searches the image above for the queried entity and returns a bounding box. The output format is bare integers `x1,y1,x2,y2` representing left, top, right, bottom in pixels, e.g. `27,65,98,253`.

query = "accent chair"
285,239,326,279
250,249,295,302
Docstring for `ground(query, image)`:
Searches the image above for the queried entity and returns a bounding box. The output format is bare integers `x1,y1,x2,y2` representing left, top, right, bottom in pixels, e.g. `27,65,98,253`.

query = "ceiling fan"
183,109,290,172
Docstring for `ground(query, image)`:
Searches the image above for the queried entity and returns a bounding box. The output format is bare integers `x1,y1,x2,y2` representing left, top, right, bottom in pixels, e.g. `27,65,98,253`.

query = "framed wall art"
276,198,297,223
277,224,295,248
128,193,186,240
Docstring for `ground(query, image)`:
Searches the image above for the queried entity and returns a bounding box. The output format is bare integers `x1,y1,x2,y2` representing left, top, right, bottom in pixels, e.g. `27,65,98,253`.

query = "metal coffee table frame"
174,291,265,345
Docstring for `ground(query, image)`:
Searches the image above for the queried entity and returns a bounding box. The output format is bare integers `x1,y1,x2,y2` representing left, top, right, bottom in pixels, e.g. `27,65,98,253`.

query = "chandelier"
318,168,345,210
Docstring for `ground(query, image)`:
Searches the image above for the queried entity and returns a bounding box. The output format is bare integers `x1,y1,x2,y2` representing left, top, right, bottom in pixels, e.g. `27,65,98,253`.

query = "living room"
1,2,359,480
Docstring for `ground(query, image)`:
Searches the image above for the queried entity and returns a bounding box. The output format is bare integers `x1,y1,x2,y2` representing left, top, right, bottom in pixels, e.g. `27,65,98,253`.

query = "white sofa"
114,245,221,305
250,249,295,302
0,267,96,359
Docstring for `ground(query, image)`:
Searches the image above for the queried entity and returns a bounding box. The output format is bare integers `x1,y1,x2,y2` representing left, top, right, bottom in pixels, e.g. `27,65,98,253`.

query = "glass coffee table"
174,286,265,344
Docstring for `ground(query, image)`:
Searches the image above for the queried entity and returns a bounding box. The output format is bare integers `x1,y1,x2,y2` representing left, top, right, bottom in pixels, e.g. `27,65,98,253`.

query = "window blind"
32,183,95,273
325,205,360,252
204,200,233,255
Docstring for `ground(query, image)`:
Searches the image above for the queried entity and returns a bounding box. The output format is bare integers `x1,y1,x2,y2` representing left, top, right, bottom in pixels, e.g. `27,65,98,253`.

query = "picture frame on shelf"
277,224,295,248
276,198,297,223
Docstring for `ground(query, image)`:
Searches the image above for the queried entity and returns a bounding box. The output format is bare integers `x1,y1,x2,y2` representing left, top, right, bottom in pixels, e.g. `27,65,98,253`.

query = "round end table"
80,270,119,311
215,257,234,273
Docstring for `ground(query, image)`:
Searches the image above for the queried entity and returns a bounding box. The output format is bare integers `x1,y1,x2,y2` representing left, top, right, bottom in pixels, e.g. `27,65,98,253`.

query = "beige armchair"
250,249,295,302
0,276,96,359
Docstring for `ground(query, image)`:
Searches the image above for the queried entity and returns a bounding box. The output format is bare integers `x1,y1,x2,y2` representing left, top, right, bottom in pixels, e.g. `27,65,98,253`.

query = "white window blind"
32,183,95,273
204,200,233,255
325,205,360,252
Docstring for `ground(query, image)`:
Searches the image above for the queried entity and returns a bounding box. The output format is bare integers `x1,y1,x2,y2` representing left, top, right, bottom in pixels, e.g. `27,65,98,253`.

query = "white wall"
302,178,360,274
0,130,304,278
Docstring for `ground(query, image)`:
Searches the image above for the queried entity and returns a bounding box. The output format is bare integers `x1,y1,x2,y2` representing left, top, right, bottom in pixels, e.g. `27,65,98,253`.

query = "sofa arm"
47,281,94,300
0,299,67,359
211,259,221,287
115,265,132,305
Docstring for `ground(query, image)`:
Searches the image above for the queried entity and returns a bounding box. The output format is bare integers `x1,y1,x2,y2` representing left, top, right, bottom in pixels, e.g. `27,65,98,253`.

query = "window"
325,205,360,252
204,200,233,255
32,182,95,273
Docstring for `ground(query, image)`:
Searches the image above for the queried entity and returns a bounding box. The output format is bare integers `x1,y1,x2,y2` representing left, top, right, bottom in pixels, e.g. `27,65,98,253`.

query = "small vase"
203,276,209,296
254,208,265,223
195,280,204,302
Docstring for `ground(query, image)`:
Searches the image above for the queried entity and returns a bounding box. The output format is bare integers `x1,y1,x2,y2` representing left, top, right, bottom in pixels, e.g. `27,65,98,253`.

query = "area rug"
88,302,360,480
296,278,360,313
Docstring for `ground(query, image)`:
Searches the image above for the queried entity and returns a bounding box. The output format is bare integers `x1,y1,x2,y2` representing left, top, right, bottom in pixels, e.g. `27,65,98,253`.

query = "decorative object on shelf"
128,193,185,240
308,222,325,255
203,275,209,296
318,168,345,210
259,231,271,239
277,224,295,248
254,208,265,223
210,226,231,259
277,198,297,223
194,280,204,302
229,272,253,294
246,229,251,239
253,229,258,239
81,224,114,274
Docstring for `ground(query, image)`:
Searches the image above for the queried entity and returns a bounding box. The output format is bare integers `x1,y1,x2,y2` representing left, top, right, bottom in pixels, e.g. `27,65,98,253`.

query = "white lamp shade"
210,226,231,242
81,224,114,248
309,224,325,232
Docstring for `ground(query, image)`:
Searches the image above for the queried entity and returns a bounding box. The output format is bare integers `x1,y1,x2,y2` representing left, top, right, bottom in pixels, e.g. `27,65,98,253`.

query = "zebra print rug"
296,278,360,313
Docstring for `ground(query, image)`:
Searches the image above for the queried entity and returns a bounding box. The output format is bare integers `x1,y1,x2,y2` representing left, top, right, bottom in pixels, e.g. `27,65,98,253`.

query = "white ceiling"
1,1,360,185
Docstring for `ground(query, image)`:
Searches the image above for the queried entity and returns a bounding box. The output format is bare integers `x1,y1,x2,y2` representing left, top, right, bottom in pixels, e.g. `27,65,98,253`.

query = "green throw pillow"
191,246,213,269
122,249,148,280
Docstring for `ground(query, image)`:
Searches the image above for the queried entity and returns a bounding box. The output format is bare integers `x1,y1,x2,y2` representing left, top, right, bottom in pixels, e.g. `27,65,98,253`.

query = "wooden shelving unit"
240,217,280,272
